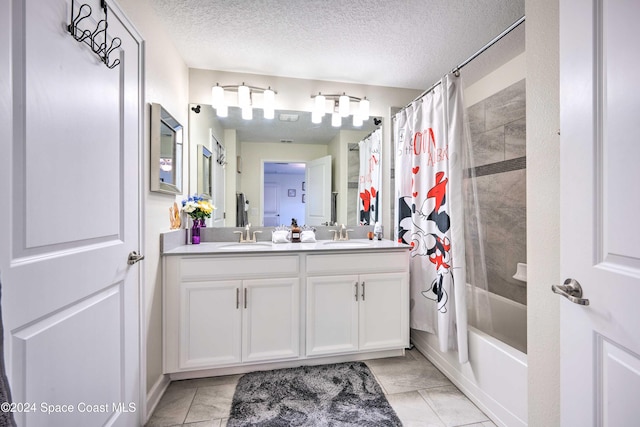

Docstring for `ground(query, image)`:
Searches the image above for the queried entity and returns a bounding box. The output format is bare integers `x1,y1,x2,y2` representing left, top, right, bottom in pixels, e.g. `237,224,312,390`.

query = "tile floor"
146,348,496,427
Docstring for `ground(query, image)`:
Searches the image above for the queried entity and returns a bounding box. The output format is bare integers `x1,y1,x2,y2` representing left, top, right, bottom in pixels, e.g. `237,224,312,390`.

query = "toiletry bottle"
291,218,301,243
374,222,383,240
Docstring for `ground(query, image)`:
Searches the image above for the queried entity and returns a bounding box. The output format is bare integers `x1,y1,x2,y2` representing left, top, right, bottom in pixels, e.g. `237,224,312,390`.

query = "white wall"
117,0,190,417
526,0,561,425
189,69,421,234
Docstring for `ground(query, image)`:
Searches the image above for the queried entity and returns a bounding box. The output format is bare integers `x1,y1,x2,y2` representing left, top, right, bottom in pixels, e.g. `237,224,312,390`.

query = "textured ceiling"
150,0,525,90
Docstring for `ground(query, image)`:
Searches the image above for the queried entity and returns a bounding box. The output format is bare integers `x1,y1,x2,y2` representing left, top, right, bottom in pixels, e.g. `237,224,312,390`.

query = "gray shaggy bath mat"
227,361,402,426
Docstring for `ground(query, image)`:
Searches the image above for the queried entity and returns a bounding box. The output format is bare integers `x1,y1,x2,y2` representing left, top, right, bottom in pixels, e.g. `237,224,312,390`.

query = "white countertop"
162,238,410,255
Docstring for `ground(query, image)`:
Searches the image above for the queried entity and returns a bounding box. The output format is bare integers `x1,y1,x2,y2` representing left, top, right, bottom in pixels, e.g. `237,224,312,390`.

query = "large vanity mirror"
150,103,183,194
188,104,381,227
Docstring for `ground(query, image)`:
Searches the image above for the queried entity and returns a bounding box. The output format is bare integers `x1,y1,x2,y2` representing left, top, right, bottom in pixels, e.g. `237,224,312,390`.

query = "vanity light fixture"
210,83,277,120
338,93,350,117
311,92,370,127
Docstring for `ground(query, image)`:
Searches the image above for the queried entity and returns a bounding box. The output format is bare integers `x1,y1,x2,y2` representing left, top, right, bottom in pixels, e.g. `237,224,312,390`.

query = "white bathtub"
411,288,528,427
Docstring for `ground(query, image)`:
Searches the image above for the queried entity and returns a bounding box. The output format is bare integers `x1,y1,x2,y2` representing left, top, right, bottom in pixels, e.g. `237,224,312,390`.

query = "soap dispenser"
291,218,301,243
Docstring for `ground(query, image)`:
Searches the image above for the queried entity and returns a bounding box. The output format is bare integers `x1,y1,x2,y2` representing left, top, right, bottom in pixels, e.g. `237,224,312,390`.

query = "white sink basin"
322,240,373,248
217,242,273,251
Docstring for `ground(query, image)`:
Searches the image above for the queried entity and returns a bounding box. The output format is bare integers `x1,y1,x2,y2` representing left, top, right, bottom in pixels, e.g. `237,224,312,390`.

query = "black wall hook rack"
67,0,122,69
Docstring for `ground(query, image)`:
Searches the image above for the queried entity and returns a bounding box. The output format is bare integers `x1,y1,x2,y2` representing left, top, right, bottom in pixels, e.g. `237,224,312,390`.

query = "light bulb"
359,97,370,121
339,93,350,117
211,85,224,109
241,106,253,120
312,110,322,124
238,84,250,108
331,111,341,127
314,94,326,116
216,103,228,118
263,88,275,119
352,113,363,127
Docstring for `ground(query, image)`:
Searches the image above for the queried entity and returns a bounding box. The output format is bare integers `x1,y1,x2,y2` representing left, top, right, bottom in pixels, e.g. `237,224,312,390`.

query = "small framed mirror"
197,144,213,197
150,103,183,194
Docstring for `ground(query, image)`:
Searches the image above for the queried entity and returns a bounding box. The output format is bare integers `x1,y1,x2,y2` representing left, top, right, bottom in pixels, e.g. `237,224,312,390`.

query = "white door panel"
559,0,640,425
305,155,332,226
1,0,143,425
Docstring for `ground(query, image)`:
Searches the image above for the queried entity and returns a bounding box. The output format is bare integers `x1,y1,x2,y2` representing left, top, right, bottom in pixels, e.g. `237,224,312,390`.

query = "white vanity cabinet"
305,251,410,356
164,255,300,373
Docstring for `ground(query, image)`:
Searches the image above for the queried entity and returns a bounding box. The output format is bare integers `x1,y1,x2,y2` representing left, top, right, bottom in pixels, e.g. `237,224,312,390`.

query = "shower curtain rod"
394,15,525,117
350,126,381,150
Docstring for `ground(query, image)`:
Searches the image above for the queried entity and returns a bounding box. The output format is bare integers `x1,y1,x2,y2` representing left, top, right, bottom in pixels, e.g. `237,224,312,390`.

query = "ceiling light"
241,106,253,120
309,92,369,127
279,113,299,122
359,97,370,121
339,93,350,117
314,93,326,116
216,103,228,118
263,88,275,119
238,84,250,108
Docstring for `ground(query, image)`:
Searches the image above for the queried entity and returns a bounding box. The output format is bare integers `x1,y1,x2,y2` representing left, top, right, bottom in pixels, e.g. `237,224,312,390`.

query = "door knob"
127,251,145,265
551,278,589,306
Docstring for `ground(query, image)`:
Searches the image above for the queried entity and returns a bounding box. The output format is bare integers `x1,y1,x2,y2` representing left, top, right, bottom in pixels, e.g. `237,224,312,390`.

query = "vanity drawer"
178,255,299,280
306,251,409,275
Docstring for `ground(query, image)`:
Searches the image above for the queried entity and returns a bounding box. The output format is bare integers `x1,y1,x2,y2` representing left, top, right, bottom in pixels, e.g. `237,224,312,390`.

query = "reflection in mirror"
188,104,381,226
197,145,212,197
150,103,183,194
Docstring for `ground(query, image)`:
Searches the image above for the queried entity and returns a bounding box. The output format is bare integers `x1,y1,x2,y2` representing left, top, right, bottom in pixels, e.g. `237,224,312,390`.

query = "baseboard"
168,348,404,381
411,331,527,427
145,374,170,424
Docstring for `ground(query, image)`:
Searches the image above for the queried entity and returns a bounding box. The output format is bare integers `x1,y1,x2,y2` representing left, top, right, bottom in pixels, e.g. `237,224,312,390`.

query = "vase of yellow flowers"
181,195,215,244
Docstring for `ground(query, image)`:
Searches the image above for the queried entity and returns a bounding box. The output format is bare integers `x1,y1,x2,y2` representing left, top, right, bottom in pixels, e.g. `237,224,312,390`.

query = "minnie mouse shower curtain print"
394,74,469,363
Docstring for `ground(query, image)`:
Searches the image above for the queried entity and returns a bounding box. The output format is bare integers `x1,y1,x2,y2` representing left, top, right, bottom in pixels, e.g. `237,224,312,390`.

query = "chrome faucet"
332,224,353,241
233,224,262,243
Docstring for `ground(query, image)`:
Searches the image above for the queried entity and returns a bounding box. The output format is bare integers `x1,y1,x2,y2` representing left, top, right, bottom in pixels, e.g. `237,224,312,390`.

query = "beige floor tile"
183,383,236,424
418,385,490,427
386,390,446,426
145,387,196,427
368,357,452,394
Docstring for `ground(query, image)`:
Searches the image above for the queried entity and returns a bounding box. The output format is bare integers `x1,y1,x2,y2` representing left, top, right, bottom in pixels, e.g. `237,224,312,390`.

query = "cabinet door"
242,277,300,362
179,280,242,369
306,275,359,356
358,272,409,351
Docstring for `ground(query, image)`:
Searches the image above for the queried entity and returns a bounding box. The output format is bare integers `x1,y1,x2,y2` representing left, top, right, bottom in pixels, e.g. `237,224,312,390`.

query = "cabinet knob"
354,282,359,301
361,281,366,301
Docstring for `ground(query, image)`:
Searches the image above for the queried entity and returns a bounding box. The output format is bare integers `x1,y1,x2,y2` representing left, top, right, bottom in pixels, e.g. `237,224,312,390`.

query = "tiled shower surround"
467,79,527,305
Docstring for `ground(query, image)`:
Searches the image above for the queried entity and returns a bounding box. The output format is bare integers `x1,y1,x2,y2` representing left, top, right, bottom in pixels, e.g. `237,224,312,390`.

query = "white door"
0,1,143,426
263,183,280,226
305,155,332,226
559,1,640,425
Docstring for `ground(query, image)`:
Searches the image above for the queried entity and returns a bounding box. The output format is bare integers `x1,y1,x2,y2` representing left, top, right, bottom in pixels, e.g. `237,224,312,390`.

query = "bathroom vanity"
162,238,410,378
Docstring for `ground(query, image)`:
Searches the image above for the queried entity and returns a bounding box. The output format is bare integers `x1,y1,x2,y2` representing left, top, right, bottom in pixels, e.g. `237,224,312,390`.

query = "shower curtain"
394,73,469,363
357,128,382,225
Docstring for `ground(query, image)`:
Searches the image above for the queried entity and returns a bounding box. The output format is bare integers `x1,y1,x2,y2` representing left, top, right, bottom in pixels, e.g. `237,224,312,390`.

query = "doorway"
263,162,306,227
